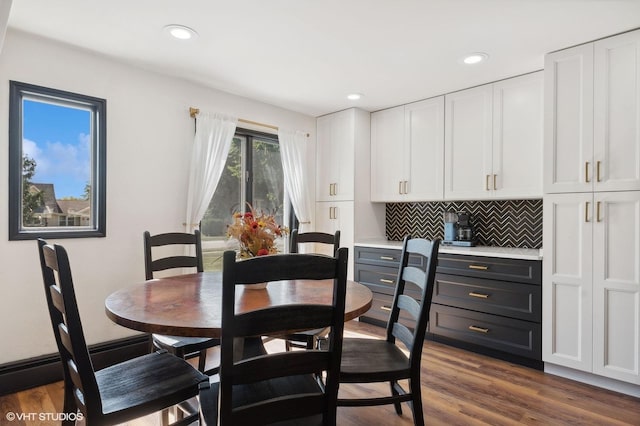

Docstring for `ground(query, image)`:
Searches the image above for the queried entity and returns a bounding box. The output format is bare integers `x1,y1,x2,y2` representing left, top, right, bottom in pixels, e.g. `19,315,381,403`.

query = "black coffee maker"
456,212,475,246
442,211,476,247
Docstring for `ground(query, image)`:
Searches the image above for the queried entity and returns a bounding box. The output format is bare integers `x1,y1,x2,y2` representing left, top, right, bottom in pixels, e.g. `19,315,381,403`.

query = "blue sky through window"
22,99,91,199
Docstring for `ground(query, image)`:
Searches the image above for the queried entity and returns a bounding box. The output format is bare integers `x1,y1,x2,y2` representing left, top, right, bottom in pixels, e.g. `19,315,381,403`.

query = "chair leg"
409,378,425,426
390,381,402,415
198,349,207,372
62,383,77,426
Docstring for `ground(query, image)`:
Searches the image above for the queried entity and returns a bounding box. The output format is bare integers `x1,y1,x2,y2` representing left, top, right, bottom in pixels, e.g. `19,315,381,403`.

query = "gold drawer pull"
468,292,490,299
468,265,489,270
380,256,395,261
380,278,395,284
468,325,489,334
380,305,392,312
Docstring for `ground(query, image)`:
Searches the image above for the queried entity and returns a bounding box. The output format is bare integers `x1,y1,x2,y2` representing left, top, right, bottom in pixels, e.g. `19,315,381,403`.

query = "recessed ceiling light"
347,93,362,100
462,52,489,65
164,24,198,40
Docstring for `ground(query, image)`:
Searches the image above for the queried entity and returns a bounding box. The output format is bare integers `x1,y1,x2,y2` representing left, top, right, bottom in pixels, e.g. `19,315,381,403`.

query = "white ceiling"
6,0,640,117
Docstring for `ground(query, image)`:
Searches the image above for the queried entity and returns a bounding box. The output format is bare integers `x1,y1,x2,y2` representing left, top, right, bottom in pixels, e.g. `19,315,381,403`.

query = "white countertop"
355,238,542,261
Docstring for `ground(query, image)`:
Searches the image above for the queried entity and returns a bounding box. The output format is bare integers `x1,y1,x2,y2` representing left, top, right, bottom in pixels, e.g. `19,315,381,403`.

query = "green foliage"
22,155,44,225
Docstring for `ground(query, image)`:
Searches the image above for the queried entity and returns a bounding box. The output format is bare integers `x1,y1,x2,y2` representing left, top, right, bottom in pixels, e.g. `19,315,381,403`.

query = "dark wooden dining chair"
285,229,341,351
337,236,440,426
37,239,208,425
144,230,220,372
198,248,349,425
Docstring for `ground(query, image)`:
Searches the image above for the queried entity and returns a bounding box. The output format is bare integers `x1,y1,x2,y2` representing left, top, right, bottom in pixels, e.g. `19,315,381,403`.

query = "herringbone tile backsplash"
386,199,542,248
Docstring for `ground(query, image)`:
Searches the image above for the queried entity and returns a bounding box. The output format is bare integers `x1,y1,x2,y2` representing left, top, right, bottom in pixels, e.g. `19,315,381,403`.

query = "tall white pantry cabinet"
543,29,640,386
315,108,385,279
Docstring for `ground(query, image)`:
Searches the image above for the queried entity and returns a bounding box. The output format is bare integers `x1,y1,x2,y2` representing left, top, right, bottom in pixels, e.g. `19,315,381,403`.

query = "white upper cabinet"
545,29,640,193
370,97,444,202
370,105,405,202
444,84,493,200
594,30,640,192
493,73,544,198
316,109,355,201
544,44,594,193
445,72,543,200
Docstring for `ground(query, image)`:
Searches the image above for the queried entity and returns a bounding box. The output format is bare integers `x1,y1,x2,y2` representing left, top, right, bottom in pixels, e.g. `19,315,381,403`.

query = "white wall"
0,0,10,55
0,29,317,365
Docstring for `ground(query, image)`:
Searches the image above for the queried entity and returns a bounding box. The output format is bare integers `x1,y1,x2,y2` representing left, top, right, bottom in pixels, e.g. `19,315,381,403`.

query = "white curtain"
278,128,312,232
185,112,237,232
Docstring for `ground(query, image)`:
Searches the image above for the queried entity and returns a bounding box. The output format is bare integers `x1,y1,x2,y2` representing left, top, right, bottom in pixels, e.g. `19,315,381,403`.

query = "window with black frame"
8,81,106,240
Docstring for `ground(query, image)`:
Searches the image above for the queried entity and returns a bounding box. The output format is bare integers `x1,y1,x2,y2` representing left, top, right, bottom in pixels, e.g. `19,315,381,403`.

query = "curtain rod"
189,107,309,137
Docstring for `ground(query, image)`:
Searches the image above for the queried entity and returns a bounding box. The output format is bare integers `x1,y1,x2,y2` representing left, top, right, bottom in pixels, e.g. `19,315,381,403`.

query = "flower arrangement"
227,205,289,258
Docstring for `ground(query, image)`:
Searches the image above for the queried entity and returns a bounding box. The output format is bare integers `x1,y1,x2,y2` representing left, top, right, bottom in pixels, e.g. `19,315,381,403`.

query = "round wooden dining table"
105,271,373,338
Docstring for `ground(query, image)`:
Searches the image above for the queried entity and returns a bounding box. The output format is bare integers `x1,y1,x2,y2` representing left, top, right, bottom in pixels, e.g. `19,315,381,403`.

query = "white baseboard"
544,363,640,398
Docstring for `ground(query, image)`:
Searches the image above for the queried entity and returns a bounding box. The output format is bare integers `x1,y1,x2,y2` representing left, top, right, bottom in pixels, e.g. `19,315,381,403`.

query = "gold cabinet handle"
329,183,332,196
380,278,395,284
380,305,392,312
596,160,602,182
403,180,408,194
596,201,602,222
380,256,395,261
493,174,497,190
585,201,590,223
468,325,489,333
398,181,403,195
585,162,590,183
486,174,491,191
468,292,490,299
468,265,489,270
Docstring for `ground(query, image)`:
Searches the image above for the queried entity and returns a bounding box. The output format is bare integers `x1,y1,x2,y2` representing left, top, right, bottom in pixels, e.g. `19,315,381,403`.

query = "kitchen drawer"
433,274,541,322
355,246,424,269
355,263,422,297
429,304,541,360
436,254,541,285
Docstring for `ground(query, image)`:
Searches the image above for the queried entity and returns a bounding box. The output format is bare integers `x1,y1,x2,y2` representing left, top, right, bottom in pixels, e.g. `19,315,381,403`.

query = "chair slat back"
37,239,101,417
290,229,340,255
386,236,440,368
220,248,348,425
143,230,204,279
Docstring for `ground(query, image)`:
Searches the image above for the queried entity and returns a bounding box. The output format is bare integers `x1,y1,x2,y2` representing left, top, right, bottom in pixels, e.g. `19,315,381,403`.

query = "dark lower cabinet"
354,246,543,370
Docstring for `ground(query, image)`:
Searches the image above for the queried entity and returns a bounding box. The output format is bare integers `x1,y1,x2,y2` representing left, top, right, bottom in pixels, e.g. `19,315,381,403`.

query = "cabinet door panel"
315,201,354,279
493,72,543,198
316,110,354,201
444,85,493,200
593,191,640,383
316,115,334,202
594,30,640,192
543,193,593,371
405,97,444,201
370,106,405,202
544,44,594,193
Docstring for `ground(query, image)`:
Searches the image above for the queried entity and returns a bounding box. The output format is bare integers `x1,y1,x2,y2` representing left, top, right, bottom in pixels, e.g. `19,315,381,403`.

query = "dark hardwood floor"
1,320,639,425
